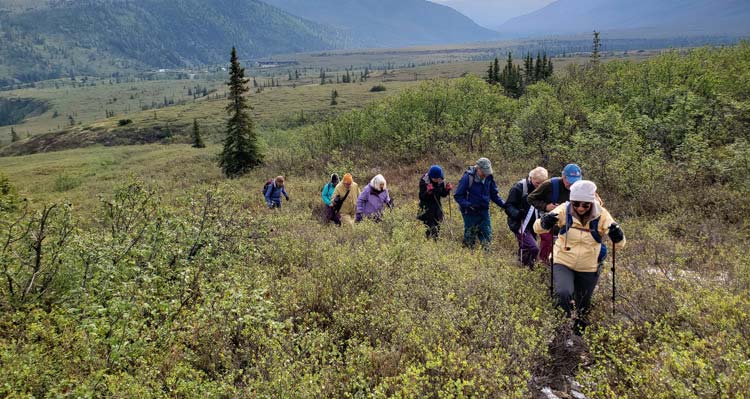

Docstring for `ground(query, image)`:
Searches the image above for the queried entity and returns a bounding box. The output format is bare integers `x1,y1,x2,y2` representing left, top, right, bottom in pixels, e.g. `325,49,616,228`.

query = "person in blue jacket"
321,173,340,223
321,173,339,206
265,175,290,209
453,157,506,249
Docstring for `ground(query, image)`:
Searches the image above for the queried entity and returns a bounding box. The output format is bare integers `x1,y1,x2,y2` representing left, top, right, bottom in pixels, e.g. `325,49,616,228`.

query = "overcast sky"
431,0,556,28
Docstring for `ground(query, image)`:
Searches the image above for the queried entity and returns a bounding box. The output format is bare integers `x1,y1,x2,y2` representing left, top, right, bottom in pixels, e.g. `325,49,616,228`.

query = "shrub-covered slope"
2,43,750,397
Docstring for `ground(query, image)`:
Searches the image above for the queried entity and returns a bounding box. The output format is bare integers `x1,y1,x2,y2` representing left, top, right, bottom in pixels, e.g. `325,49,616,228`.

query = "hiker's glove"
445,182,453,191
540,212,559,230
286,195,290,201
356,213,363,222
426,183,434,193
608,223,624,243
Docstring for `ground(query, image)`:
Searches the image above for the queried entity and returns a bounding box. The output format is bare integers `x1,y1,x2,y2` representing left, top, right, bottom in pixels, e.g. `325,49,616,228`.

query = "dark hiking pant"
515,231,539,267
462,213,492,250
424,218,441,239
553,263,600,334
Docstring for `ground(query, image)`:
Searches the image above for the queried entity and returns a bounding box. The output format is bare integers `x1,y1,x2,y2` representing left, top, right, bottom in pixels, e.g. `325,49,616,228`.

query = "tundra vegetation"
1,42,750,397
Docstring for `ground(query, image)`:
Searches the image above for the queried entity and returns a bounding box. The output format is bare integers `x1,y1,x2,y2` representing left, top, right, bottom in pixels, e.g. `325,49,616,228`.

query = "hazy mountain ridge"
499,0,750,37
261,0,499,47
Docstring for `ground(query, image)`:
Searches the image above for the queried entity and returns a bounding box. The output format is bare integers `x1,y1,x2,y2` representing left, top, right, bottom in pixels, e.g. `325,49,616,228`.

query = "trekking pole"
611,240,616,317
447,192,452,221
549,237,554,298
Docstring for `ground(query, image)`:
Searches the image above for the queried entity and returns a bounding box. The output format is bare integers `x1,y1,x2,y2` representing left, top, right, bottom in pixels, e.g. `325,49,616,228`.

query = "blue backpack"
559,202,607,263
550,177,562,204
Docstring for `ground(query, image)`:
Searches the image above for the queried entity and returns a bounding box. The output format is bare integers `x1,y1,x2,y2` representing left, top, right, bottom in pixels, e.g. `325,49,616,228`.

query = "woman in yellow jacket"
331,173,361,226
534,180,625,334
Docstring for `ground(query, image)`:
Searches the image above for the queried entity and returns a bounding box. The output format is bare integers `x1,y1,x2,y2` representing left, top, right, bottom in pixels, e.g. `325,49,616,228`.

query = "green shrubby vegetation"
3,43,750,396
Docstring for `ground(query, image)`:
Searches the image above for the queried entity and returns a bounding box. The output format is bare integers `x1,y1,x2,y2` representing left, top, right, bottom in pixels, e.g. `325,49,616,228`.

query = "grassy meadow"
2,42,750,397
0,47,656,145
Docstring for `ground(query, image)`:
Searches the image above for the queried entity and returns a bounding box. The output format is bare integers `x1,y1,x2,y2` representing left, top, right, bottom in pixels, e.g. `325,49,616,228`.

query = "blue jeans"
462,212,492,249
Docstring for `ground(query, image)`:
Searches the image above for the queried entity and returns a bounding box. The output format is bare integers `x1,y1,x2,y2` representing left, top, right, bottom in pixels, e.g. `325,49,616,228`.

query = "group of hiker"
319,172,393,226
265,158,626,334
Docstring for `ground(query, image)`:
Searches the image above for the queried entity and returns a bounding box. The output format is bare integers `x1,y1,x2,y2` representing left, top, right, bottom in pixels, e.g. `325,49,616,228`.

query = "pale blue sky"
431,0,556,28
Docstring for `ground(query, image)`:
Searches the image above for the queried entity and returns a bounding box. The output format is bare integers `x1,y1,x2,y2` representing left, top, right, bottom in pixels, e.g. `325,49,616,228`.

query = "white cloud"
431,0,556,28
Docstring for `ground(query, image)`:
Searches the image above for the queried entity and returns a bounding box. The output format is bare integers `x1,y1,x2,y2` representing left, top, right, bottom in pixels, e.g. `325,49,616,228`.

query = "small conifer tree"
592,31,601,64
330,89,338,105
191,118,205,148
219,47,262,177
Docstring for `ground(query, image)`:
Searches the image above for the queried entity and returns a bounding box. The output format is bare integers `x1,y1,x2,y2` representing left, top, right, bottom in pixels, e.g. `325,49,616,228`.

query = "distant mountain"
498,0,750,38
0,0,349,85
261,0,499,48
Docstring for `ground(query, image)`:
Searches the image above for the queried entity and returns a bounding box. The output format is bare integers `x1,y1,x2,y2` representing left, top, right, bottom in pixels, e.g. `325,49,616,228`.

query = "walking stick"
549,237,554,298
611,240,616,317
445,191,454,240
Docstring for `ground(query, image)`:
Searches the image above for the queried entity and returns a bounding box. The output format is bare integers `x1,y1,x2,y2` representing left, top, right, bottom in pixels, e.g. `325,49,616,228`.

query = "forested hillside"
1,43,750,397
0,0,349,85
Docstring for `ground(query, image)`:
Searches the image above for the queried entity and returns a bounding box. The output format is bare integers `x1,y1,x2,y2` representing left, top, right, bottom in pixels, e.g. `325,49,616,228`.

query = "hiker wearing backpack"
418,165,453,239
505,166,548,267
321,173,340,224
356,174,393,223
453,158,506,249
534,180,625,335
264,176,290,209
331,173,360,226
527,163,582,264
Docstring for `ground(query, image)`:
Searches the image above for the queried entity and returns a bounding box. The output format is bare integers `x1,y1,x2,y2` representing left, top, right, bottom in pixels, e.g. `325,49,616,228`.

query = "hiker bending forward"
322,173,340,224
534,180,625,334
454,157,505,249
265,176,290,209
332,173,360,226
505,166,548,267
527,163,582,264
356,174,392,222
418,165,453,239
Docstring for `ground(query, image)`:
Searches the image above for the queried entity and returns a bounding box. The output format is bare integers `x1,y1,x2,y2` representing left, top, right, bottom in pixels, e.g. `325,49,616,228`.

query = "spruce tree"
499,53,522,98
219,47,262,177
493,57,500,84
191,118,205,148
534,52,542,81
330,89,338,105
486,60,495,84
546,57,554,78
524,53,534,84
11,127,19,142
592,31,601,64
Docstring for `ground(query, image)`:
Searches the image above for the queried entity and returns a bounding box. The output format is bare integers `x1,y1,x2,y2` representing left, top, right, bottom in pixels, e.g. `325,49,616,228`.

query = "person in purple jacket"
356,174,393,222
453,158,506,249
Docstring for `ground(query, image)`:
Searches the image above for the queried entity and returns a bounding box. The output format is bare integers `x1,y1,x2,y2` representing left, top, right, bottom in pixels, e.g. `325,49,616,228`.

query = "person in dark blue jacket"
265,176,290,209
453,158,506,249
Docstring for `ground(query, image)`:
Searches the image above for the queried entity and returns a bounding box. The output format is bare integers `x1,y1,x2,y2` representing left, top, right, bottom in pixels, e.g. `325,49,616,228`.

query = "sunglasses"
571,201,592,209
